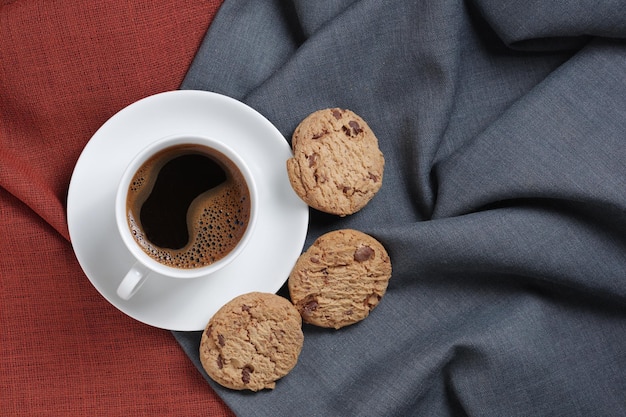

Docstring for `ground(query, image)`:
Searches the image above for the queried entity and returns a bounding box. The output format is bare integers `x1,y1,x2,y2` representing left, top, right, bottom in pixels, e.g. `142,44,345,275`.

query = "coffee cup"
115,134,258,300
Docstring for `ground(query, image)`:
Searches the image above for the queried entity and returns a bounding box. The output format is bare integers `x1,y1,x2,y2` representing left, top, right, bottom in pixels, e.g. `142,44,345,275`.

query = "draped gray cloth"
175,1,626,415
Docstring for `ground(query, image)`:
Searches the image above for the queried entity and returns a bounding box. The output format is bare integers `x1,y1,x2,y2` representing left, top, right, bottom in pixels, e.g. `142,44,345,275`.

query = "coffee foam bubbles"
126,146,251,269
129,183,250,268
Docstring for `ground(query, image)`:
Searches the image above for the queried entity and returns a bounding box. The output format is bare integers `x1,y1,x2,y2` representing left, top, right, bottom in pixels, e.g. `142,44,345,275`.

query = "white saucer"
67,90,309,331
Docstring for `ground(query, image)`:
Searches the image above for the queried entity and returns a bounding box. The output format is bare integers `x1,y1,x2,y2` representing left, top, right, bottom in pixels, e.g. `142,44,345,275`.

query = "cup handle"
117,262,149,300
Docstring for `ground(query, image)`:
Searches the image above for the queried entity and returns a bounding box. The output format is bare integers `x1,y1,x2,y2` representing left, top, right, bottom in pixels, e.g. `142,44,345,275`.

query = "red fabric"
0,1,234,415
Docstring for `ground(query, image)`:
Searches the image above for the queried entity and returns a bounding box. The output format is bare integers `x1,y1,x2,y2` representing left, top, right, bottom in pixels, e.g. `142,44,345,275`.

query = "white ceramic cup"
115,134,258,300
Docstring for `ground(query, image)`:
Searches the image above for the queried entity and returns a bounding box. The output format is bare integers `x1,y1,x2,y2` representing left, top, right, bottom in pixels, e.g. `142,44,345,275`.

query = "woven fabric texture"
177,1,626,416
0,1,233,415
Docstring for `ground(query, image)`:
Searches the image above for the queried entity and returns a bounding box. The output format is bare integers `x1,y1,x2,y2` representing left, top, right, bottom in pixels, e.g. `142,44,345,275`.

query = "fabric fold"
0,148,69,239
471,0,626,50
177,1,626,416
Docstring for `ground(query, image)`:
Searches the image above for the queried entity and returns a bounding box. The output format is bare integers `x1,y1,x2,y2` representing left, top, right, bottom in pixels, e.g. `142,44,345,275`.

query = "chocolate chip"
368,172,379,182
242,304,251,312
332,109,342,119
218,334,225,347
349,120,363,135
310,256,320,263
242,365,254,384
308,153,318,167
301,298,319,318
216,354,224,369
312,130,327,139
342,125,352,136
354,246,375,262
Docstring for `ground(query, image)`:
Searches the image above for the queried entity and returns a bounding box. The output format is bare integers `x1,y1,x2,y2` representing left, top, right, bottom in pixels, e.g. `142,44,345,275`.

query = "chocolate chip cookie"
288,229,392,329
199,292,304,391
286,108,384,216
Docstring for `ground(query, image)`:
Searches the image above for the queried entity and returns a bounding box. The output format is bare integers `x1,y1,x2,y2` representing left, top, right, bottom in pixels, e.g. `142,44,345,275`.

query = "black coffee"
126,144,251,269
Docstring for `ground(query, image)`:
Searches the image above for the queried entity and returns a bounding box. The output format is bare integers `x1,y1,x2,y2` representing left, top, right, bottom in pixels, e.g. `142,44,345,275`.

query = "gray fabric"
176,1,626,415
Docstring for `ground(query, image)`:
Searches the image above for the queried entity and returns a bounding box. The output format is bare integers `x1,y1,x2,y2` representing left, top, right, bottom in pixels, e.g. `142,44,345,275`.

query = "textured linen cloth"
176,1,626,416
0,1,233,415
